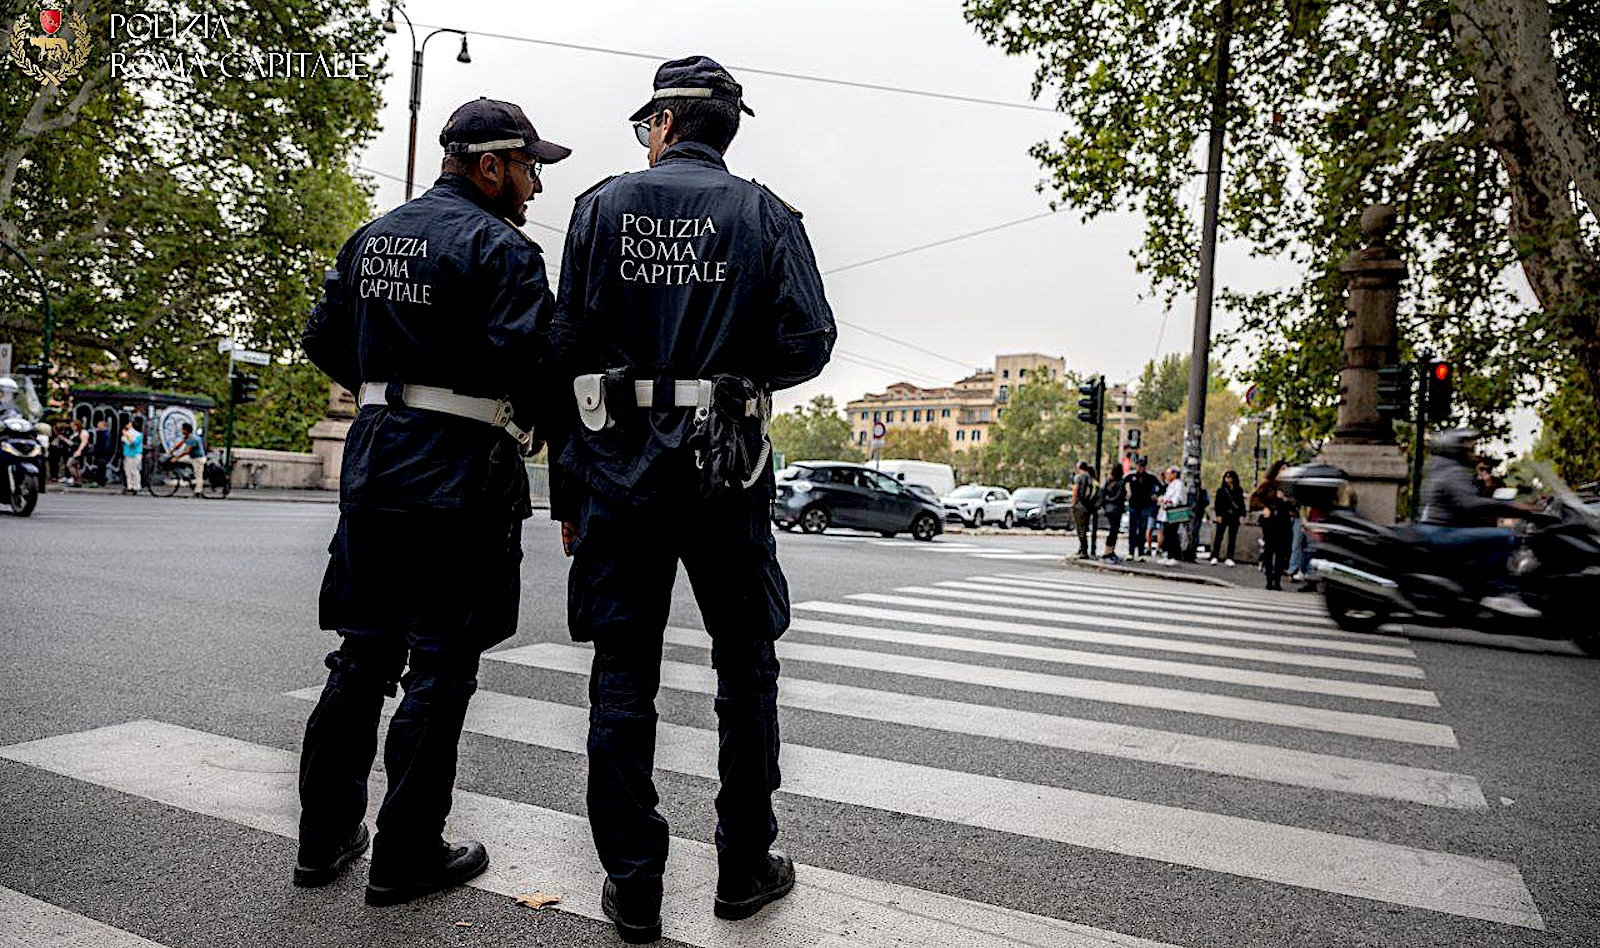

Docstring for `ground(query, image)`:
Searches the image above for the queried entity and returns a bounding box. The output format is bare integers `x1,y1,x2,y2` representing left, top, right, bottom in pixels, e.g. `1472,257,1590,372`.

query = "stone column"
307,382,356,491
1317,203,1410,523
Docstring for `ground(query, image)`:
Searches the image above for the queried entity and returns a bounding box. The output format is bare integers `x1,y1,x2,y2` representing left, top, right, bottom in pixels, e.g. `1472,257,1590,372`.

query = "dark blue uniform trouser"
298,509,523,865
568,480,789,896
1128,507,1153,555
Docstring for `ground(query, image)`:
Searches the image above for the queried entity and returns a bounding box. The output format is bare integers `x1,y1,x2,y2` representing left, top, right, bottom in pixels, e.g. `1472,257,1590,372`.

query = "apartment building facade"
845,353,1066,452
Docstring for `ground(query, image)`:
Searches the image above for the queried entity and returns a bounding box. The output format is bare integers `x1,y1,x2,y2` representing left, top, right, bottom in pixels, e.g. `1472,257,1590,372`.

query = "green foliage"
964,0,1599,463
229,360,331,451
0,0,385,415
1532,361,1600,486
969,371,1095,488
770,395,862,464
1138,388,1254,488
881,424,954,465
1136,353,1229,422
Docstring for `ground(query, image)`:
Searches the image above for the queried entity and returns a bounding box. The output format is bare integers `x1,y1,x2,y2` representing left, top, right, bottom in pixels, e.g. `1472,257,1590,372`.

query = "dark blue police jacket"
550,141,836,507
304,174,554,517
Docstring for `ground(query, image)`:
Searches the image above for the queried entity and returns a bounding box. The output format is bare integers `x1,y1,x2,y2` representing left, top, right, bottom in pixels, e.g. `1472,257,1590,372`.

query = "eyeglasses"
505,156,541,179
632,113,657,147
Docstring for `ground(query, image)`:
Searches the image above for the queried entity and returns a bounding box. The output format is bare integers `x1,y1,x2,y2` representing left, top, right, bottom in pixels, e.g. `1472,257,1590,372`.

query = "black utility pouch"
689,375,765,499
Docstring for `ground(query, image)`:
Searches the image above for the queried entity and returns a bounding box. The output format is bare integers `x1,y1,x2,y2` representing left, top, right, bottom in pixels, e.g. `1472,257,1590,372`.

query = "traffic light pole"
1406,355,1428,521
1091,376,1105,555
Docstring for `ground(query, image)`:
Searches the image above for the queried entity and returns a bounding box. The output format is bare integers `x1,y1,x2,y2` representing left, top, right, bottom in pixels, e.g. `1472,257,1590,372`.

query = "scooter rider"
1418,428,1540,617
297,98,570,906
550,56,835,943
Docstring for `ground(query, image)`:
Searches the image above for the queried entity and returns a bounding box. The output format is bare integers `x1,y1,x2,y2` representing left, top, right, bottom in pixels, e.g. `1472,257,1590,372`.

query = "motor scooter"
1284,464,1600,655
1,415,44,516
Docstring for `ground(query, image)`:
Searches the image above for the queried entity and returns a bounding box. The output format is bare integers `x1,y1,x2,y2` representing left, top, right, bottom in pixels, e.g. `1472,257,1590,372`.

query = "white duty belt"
574,376,765,432
357,382,537,455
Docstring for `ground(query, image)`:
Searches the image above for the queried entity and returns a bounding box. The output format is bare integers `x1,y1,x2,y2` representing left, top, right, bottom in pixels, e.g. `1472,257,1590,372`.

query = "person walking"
1070,461,1097,557
551,56,835,944
1251,460,1295,590
1100,463,1127,561
1124,457,1160,562
120,419,144,494
296,98,571,906
1210,470,1245,566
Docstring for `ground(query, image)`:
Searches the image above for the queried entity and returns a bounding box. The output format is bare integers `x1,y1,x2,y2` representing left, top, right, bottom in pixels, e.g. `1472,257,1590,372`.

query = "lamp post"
0,236,53,412
382,4,471,201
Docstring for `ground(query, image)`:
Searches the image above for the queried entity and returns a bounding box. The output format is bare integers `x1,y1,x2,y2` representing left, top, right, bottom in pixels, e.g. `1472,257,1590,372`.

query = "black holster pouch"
688,375,764,499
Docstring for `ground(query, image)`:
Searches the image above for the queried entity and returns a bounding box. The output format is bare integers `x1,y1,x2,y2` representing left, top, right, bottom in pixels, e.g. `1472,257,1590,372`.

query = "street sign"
233,349,270,366
1245,384,1258,407
871,420,887,439
217,338,235,354
0,342,11,376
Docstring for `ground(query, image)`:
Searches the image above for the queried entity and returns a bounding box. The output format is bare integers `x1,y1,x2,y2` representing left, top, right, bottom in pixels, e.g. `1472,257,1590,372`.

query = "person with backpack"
1100,462,1127,561
1070,461,1098,557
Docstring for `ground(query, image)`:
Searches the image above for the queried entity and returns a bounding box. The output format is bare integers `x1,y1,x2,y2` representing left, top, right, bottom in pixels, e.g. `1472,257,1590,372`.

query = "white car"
941,484,1016,529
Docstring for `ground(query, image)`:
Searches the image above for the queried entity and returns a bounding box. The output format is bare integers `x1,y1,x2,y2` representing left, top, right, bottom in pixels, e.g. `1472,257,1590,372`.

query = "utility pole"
1181,0,1233,546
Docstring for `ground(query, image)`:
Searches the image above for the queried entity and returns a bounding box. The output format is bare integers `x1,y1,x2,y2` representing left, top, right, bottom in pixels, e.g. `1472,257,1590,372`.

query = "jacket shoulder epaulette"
574,174,619,203
751,179,802,218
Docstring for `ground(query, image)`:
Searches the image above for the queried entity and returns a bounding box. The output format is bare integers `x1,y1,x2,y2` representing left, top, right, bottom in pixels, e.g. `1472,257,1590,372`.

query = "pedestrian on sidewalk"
65,419,88,485
1125,457,1160,562
1210,470,1244,566
1183,483,1210,562
1070,461,1097,557
1100,463,1127,561
120,419,144,494
296,97,571,907
1250,460,1294,590
1157,466,1187,564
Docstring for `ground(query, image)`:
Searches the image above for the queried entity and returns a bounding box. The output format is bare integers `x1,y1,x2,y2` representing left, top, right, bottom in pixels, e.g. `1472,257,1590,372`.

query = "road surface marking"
988,572,1333,619
0,886,171,948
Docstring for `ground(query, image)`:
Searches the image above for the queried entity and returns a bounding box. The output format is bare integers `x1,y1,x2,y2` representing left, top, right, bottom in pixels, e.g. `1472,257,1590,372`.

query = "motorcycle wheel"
10,475,38,517
1323,584,1385,635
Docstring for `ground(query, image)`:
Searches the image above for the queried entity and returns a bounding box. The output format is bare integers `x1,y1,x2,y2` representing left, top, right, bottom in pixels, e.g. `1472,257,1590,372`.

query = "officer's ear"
476,151,506,184
657,109,677,145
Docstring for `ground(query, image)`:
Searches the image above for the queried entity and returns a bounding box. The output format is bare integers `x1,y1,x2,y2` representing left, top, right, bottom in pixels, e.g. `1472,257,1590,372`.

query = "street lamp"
0,236,53,412
381,3,471,201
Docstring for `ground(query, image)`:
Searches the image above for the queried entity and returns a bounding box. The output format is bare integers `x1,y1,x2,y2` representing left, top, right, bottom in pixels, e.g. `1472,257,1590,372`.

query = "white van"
875,459,956,500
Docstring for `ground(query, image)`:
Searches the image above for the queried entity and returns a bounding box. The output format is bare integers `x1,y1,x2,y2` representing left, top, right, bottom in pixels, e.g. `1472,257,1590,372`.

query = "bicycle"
148,456,232,498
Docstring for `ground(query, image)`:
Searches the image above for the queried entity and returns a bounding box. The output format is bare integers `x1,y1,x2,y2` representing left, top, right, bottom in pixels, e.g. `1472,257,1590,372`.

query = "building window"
997,408,1005,418
973,430,982,442
858,431,866,445
941,408,951,418
956,430,966,441
873,411,880,422
998,384,1009,402
1019,368,1028,379
1001,369,1010,379
900,410,908,421
912,409,921,422
861,411,869,420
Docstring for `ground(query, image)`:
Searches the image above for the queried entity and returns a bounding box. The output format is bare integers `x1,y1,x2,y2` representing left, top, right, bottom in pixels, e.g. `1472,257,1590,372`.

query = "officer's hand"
561,521,579,556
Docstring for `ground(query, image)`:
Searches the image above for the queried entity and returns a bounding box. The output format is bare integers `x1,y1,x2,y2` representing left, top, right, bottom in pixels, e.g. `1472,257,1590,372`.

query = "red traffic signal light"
1431,361,1452,382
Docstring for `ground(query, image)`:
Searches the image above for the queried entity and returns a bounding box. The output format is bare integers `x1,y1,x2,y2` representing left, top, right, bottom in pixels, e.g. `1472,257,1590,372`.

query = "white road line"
784,617,1435,705
799,602,1429,686
663,627,1456,746
929,580,1358,640
0,886,170,948
969,552,1065,560
276,688,1536,929
0,722,1180,948
875,587,1415,657
487,643,1488,810
989,572,1332,618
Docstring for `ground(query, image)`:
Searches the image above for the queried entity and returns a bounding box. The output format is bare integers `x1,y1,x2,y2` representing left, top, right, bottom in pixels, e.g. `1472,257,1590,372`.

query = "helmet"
1430,427,1479,460
0,376,17,394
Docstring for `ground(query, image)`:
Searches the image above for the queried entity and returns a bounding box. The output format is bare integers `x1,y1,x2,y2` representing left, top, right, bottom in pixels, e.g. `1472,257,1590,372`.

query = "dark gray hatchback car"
772,461,944,541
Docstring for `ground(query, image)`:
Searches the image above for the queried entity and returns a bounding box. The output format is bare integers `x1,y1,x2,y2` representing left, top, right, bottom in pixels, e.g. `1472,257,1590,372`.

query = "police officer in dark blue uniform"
550,56,835,944
296,98,569,906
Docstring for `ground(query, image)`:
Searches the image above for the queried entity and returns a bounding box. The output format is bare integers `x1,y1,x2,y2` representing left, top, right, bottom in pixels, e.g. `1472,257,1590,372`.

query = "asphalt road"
0,493,1596,948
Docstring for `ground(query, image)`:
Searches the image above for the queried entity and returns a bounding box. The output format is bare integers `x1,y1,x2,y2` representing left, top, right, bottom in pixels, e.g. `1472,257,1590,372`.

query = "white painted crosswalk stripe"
658,627,1456,746
989,572,1332,619
921,581,1367,643
486,643,1488,810
959,576,1346,630
272,686,1536,928
785,616,1435,704
0,721,1180,948
856,588,1415,657
0,886,170,948
796,602,1429,684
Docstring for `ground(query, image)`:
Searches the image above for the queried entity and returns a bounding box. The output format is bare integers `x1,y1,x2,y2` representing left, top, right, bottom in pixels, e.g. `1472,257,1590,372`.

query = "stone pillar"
308,382,356,491
1317,203,1410,523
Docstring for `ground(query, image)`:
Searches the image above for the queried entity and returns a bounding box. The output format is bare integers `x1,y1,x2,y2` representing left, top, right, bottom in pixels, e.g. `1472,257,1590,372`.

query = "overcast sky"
357,0,1311,415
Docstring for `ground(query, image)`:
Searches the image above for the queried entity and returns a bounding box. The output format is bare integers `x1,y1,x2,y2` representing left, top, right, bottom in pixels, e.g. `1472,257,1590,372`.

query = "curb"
1058,557,1240,588
46,484,554,511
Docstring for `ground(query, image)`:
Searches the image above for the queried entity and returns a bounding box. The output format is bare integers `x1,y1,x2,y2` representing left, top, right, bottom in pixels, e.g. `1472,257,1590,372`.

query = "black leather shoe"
364,839,488,907
293,823,370,888
602,877,662,943
714,851,795,920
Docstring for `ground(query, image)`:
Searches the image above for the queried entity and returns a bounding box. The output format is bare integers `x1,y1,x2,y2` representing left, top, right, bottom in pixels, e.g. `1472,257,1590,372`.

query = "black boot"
602,877,663,944
714,851,795,920
365,839,489,906
294,823,370,887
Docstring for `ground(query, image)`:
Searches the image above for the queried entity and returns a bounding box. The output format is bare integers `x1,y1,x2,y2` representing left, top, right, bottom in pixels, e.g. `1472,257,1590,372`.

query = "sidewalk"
47,482,556,509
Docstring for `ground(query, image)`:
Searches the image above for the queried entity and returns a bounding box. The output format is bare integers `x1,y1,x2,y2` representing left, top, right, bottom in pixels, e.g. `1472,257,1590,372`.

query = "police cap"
440,98,572,162
628,55,755,122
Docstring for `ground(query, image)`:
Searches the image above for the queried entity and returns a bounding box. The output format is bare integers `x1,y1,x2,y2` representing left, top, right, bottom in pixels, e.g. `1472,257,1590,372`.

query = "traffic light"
1126,428,1142,450
231,371,259,405
1376,363,1410,421
1076,378,1104,424
1424,360,1453,422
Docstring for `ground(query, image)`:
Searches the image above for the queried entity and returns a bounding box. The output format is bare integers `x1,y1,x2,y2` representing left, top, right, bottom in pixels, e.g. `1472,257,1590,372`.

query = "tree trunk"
1451,0,1600,405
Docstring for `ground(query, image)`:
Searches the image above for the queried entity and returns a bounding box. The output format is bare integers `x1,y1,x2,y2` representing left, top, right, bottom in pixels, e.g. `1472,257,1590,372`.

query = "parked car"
941,484,1016,528
773,461,944,541
1011,487,1072,529
875,459,957,499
